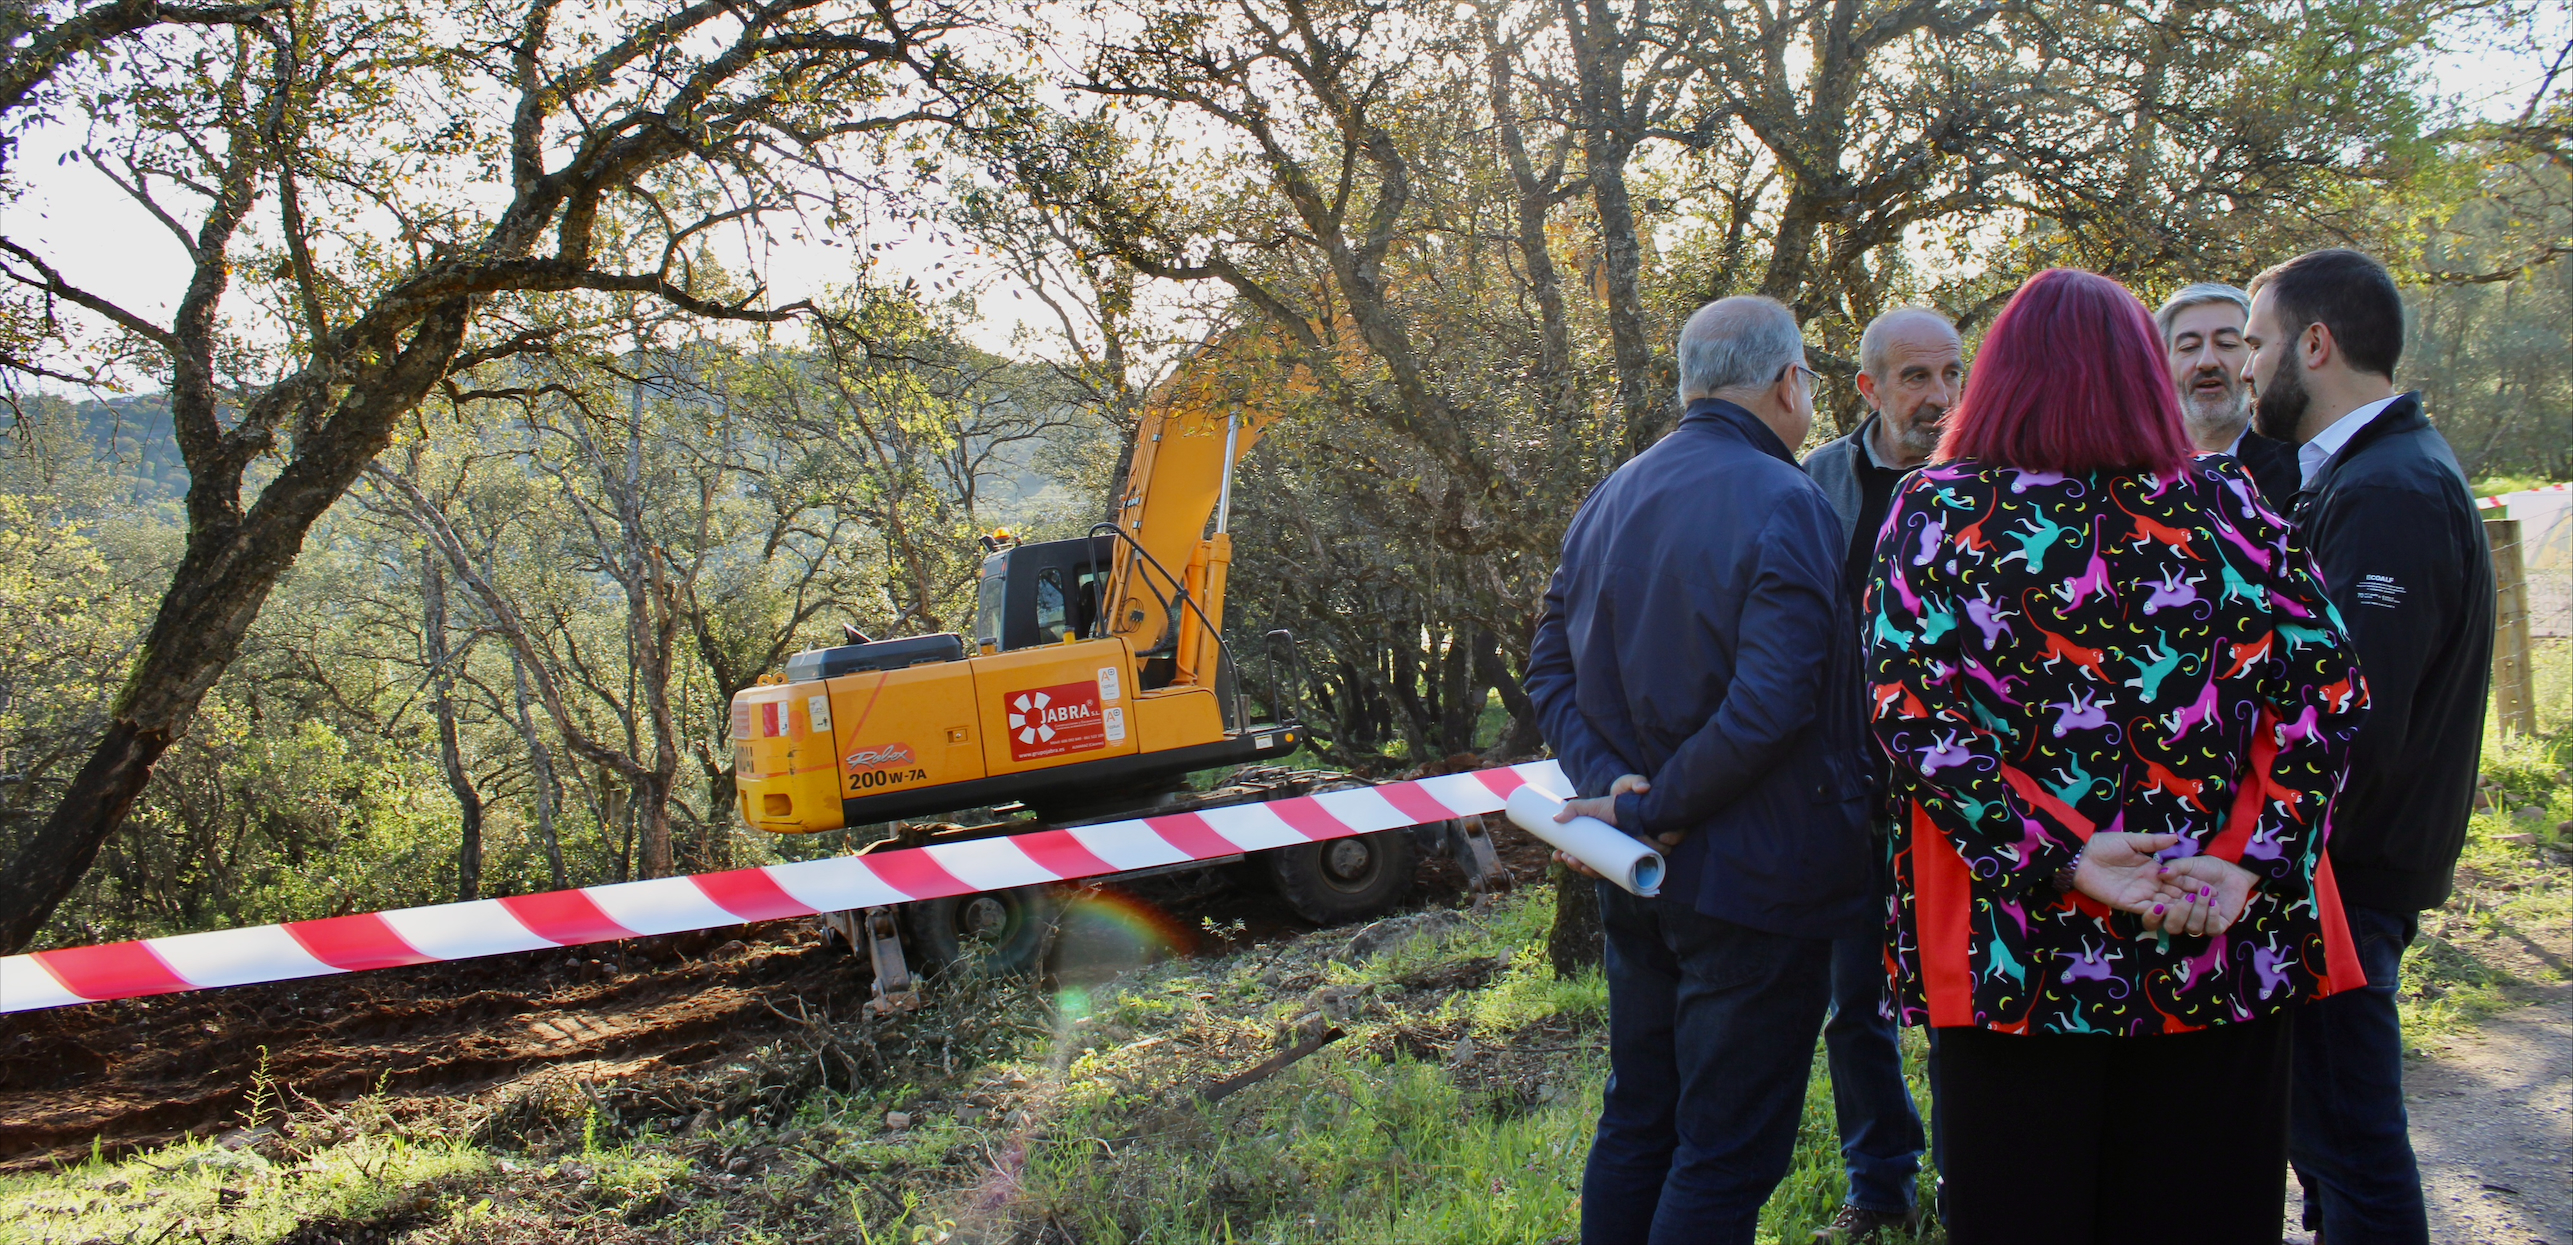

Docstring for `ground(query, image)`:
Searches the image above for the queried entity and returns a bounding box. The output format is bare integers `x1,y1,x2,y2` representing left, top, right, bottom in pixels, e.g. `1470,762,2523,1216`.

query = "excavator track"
821,765,1505,1008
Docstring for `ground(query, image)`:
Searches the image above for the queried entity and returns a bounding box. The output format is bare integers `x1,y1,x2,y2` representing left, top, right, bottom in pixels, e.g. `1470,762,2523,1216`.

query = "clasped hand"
1551,774,1680,880
2074,832,2258,938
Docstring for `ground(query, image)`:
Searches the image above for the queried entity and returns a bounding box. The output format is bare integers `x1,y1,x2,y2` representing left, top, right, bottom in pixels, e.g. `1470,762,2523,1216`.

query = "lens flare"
1046,887,1197,985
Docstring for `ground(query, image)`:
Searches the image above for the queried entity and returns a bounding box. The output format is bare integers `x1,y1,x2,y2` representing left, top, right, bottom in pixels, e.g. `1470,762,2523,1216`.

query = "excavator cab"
973,535,1114,654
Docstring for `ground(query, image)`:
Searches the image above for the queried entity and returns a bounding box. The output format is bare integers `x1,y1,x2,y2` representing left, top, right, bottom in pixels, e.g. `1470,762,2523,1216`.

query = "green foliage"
0,1132,491,1245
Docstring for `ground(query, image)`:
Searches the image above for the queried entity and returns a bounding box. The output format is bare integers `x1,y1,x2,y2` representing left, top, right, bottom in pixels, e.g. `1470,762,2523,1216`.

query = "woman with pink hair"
1865,268,2369,1243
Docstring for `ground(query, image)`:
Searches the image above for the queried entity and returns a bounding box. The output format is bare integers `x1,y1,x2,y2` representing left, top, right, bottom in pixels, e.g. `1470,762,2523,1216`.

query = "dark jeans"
1824,934,1924,1213
1937,1012,2294,1245
2289,904,2429,1243
1581,882,1834,1245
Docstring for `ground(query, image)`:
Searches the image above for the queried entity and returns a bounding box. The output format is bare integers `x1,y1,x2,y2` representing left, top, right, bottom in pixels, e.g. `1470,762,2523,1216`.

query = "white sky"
0,9,2558,398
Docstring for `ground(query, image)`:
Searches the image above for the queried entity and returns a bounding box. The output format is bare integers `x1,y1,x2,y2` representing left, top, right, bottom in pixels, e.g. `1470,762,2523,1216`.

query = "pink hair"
1936,269,2195,478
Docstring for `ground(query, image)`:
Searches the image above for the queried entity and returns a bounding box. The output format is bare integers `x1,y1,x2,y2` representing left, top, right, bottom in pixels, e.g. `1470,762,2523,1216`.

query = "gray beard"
1878,410,1945,464
2181,390,2251,452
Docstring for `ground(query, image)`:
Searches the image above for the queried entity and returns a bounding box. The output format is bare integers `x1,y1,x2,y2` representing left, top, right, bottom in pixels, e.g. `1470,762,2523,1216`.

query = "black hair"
2247,248,2403,379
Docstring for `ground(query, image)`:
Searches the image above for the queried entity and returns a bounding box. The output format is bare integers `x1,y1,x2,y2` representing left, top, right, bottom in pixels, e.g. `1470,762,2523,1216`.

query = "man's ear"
1853,371,1880,411
2302,321,2336,373
1771,372,1802,418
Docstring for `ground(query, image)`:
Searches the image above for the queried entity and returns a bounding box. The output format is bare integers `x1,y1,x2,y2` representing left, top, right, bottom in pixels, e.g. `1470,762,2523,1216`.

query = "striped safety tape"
0,761,1571,1015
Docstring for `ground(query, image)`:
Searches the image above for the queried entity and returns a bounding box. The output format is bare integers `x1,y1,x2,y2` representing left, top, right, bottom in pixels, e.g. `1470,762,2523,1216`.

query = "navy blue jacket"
1525,399,1875,940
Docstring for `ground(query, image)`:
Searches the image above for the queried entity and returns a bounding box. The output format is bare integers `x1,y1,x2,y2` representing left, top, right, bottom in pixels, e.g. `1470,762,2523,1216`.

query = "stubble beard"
2252,359,2311,443
2182,386,2251,452
1888,405,1945,464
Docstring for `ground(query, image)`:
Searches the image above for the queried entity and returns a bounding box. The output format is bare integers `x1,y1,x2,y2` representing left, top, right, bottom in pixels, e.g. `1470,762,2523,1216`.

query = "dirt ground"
0,919,874,1172
2281,992,2573,1245
0,819,1548,1175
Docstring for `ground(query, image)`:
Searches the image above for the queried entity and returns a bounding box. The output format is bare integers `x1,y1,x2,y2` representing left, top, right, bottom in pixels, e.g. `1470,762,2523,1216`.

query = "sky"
0,8,2560,398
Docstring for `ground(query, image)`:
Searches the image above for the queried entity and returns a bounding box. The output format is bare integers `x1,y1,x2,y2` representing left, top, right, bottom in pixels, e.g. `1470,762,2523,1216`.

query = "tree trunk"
1484,15,1577,426
0,721,167,952
423,549,485,902
508,646,569,891
1566,0,1663,460
1547,863,1603,977
0,300,473,955
1473,630,1546,758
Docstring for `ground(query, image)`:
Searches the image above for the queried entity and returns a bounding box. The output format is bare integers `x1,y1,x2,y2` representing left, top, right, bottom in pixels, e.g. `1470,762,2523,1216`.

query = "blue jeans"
2288,904,2428,1243
1825,934,1925,1214
1581,882,1834,1245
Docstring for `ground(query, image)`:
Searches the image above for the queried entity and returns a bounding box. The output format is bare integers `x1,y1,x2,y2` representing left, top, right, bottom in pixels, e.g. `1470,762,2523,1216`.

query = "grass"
3,647,2564,1243
0,1125,491,1244
0,891,1935,1244
2392,659,2573,1051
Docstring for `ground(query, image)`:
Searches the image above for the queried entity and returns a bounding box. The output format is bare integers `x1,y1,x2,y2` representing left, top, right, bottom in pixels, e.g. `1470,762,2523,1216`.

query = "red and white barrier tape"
0,761,1570,1015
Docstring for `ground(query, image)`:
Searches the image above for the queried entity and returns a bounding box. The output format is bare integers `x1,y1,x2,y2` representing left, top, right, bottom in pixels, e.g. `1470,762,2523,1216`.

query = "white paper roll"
1504,785,1665,897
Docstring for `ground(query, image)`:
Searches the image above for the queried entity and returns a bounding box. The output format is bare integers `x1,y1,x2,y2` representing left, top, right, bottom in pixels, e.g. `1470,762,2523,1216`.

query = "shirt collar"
2297,394,2400,487
1859,415,1902,471
1681,398,1796,465
2222,426,2247,458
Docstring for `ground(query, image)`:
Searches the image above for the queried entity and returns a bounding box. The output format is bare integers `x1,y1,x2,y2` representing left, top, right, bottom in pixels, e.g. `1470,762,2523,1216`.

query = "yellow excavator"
726,338,1499,984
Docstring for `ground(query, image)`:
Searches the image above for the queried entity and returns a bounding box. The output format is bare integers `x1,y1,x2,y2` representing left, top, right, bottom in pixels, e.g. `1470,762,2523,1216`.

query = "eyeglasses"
1781,361,1821,390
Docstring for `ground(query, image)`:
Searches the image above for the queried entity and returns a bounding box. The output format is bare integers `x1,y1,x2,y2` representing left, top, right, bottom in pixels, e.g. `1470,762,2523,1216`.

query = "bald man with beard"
1798,307,1957,1242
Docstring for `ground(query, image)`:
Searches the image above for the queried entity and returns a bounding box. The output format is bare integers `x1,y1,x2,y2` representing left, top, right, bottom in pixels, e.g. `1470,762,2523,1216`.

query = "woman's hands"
2071,833,2257,938
2146,854,2258,938
1554,773,1675,879
2071,832,2186,915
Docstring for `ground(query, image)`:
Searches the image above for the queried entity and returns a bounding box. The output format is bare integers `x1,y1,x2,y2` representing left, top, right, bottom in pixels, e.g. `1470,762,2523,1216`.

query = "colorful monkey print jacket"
1866,457,2369,1036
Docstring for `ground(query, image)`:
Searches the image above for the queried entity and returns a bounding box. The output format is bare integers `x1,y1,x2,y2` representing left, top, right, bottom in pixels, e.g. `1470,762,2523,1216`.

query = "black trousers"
1935,1011,2292,1245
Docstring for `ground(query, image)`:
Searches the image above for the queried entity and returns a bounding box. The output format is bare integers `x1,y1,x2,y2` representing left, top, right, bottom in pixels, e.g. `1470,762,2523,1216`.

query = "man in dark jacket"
2156,282,2301,512
1527,296,1875,1245
1798,307,1956,1242
2245,248,2493,1245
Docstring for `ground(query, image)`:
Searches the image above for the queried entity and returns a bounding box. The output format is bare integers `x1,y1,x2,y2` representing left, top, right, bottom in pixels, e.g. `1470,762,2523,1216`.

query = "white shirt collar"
2297,395,2400,487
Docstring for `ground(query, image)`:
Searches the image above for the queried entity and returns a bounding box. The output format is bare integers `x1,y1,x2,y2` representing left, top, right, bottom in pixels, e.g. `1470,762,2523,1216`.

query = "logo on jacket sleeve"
1006,681,1108,760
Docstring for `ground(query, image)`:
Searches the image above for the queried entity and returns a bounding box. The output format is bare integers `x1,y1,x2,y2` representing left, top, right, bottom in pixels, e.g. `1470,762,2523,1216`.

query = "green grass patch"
0,1131,491,1245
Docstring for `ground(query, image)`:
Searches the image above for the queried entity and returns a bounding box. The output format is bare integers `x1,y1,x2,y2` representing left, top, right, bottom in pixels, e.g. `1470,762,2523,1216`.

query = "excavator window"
974,557,1007,649
981,535,1115,653
1033,567,1069,644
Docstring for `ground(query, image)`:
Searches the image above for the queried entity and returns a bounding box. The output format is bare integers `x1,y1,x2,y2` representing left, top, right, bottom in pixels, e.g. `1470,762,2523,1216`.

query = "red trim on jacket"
1912,800,1979,1028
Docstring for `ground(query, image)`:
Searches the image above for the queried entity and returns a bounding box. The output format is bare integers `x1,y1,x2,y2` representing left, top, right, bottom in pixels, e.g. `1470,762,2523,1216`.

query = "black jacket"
2293,392,2493,913
1525,400,1875,940
2234,429,2302,517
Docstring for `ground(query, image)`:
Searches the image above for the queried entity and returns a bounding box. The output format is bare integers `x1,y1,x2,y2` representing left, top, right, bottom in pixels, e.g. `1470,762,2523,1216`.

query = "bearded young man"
1797,307,1957,1243
2243,248,2494,1245
2155,283,2300,511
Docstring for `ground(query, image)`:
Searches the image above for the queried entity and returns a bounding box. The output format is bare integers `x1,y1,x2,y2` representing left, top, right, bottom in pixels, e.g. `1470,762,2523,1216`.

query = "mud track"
0,815,1551,1173
0,921,874,1172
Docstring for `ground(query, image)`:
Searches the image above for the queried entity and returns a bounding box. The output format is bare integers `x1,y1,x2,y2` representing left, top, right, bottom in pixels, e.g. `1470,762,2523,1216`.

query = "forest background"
0,0,2566,954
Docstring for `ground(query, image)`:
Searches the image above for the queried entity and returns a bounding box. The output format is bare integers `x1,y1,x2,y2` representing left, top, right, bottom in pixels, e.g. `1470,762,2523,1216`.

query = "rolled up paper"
1504,785,1665,897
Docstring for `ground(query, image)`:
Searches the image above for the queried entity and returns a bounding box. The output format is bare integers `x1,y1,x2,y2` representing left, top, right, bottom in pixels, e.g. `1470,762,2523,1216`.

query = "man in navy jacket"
1527,296,1875,1245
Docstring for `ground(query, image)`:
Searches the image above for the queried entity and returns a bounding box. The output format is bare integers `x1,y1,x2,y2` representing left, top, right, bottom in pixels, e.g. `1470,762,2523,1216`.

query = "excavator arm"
1102,335,1288,687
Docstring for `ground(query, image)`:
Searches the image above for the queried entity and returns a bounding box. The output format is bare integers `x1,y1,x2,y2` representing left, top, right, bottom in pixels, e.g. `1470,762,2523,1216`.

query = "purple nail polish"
2152,904,2166,915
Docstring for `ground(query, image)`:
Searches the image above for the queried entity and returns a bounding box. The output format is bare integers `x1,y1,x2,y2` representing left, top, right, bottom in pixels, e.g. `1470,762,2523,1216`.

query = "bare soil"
0,921,873,1172
2281,992,2573,1245
0,812,1555,1175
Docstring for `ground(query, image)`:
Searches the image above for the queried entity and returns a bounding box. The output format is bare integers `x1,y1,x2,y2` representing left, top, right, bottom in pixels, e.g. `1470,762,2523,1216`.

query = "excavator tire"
904,884,1061,976
1263,829,1417,925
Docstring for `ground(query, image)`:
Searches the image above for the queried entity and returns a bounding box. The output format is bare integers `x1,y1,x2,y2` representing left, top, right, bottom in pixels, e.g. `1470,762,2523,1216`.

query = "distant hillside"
69,393,187,502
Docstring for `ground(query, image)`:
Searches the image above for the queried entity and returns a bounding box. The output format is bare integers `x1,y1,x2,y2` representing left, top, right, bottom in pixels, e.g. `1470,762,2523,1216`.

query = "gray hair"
1858,307,1960,381
2155,282,2251,342
1677,296,1804,403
